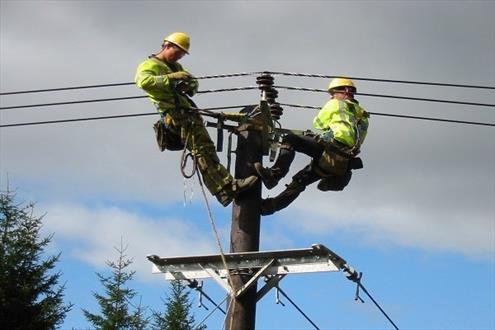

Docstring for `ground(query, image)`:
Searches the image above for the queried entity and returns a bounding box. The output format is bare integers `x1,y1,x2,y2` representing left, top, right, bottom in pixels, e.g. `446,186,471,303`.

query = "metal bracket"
235,259,275,298
256,274,287,302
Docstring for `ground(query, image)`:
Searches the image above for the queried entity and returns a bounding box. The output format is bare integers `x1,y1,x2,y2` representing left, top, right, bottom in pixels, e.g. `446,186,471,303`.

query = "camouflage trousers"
166,107,233,196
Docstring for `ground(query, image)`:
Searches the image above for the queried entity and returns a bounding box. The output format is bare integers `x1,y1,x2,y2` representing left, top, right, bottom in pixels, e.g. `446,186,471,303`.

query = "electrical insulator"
256,74,274,90
270,103,283,120
256,72,283,120
265,88,278,104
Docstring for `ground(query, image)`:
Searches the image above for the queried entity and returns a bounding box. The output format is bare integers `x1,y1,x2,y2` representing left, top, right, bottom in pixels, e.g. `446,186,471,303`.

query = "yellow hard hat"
327,78,356,93
163,32,190,54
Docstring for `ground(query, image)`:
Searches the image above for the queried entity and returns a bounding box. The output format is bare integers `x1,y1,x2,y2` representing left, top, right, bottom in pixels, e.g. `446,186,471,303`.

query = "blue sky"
1,1,494,329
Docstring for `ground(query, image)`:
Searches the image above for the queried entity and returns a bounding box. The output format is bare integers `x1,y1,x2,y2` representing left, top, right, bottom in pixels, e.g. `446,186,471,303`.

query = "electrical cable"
196,86,259,94
277,286,320,330
193,295,229,330
279,103,495,127
2,105,494,128
186,279,226,314
0,112,156,127
359,92,494,107
367,111,495,127
1,71,493,95
343,266,400,330
267,71,495,90
0,73,258,96
0,82,135,96
0,88,260,110
197,72,259,80
357,282,399,330
0,95,147,110
274,86,495,108
2,106,494,128
1,87,493,111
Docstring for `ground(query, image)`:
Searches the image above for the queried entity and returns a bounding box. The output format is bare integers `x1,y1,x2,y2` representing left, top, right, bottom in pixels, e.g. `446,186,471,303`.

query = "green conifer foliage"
0,190,72,329
152,280,205,330
83,240,148,329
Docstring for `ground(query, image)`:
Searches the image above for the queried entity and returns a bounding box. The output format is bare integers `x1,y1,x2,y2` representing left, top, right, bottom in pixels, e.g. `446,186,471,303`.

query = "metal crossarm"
147,244,347,290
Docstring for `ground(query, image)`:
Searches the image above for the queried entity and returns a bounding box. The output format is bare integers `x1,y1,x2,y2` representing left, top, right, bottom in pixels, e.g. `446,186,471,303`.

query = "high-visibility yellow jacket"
313,98,369,149
135,57,196,113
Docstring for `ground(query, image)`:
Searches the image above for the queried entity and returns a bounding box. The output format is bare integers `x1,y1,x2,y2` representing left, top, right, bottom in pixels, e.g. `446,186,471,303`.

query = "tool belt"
153,114,184,151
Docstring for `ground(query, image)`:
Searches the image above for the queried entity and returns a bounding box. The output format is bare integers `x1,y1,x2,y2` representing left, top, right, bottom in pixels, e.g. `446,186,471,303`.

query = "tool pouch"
153,118,184,151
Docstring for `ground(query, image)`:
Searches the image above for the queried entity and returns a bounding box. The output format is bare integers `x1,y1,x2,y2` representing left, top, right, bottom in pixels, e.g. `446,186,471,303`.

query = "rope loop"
180,151,197,179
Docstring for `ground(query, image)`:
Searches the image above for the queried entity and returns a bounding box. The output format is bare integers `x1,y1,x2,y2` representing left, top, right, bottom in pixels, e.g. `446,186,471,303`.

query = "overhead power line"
277,287,320,330
1,107,494,128
0,73,258,96
0,82,135,96
267,71,495,90
279,103,495,127
0,112,156,127
1,71,494,95
1,87,494,111
0,105,250,128
274,86,495,108
0,95,147,110
0,88,259,110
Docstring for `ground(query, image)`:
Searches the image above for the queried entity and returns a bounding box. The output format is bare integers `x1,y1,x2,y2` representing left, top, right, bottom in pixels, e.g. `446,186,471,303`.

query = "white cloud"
276,185,495,260
41,203,217,282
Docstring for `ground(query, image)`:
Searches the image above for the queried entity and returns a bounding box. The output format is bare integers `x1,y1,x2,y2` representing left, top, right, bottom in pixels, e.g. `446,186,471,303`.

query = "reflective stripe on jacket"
313,99,369,148
134,57,195,113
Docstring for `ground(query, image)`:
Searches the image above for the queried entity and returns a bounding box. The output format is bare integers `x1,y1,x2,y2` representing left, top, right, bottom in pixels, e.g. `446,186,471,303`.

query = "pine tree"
83,240,149,329
0,189,72,329
152,280,204,330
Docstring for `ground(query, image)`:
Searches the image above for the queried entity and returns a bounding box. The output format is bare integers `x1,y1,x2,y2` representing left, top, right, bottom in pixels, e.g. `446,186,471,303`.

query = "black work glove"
177,79,198,96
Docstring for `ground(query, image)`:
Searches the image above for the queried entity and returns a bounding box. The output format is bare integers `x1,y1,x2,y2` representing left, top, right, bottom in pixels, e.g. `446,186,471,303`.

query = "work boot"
260,198,277,216
317,171,352,192
253,162,279,189
260,181,306,216
215,189,234,207
231,175,258,194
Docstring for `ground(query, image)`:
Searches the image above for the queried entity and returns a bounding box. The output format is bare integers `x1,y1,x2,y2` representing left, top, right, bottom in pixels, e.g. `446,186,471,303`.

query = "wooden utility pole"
225,125,263,330
225,72,281,329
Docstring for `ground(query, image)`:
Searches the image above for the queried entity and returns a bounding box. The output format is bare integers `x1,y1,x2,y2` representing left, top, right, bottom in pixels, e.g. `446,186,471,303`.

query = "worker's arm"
135,60,190,91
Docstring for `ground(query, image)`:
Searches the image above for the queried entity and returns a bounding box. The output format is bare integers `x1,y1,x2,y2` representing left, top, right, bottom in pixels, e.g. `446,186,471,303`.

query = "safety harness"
152,59,187,152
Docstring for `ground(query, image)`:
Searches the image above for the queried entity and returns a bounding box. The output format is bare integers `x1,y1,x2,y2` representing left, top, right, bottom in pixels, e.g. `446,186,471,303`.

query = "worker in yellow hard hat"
254,77,370,215
135,32,257,207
